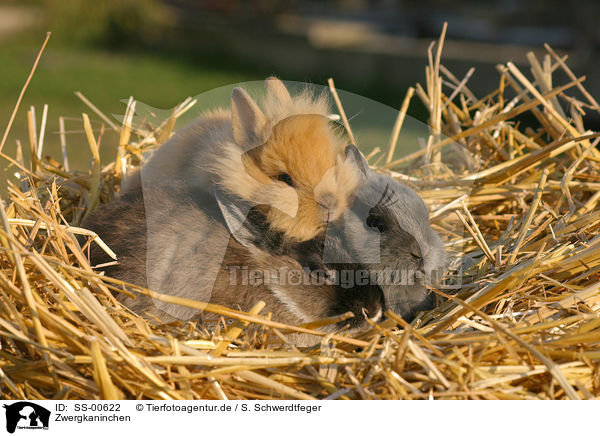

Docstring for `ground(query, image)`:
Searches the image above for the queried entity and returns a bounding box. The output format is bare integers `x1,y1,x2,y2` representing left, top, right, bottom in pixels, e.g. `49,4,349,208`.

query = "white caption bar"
0,400,594,435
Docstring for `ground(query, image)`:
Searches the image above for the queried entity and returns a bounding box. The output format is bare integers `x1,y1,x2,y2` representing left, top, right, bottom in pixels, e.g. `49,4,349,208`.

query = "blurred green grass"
0,34,254,178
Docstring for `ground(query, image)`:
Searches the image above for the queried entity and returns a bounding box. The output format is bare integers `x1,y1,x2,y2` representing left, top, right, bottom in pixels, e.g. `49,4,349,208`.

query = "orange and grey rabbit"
83,78,379,341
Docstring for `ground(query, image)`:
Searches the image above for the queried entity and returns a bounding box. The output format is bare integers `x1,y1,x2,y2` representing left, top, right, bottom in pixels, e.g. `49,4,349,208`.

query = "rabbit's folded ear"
265,77,292,104
344,144,369,177
231,87,267,148
215,185,255,248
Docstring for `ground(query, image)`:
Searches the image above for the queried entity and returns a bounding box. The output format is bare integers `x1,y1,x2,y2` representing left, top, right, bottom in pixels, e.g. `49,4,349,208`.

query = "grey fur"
323,170,447,320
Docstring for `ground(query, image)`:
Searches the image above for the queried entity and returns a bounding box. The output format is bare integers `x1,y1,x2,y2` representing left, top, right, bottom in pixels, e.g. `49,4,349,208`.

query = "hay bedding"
1,28,599,400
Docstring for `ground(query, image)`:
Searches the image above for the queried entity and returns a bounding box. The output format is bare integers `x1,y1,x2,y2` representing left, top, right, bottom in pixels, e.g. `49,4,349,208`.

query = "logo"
2,402,50,434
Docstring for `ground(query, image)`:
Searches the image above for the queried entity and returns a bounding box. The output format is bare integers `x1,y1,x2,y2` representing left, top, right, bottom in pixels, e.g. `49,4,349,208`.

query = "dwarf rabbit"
318,152,447,321
83,79,381,342
92,78,366,318
123,77,361,242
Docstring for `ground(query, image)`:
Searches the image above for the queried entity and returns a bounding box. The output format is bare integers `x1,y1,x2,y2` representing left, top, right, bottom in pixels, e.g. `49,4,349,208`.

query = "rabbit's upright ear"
265,77,292,104
344,144,369,177
215,185,255,248
231,88,267,148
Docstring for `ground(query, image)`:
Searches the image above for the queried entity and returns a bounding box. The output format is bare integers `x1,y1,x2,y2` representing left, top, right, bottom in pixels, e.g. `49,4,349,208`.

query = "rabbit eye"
366,215,386,232
277,173,294,187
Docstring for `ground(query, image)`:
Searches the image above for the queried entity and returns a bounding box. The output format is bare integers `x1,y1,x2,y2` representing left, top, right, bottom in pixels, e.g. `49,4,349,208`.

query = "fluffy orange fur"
126,78,363,242
240,114,358,240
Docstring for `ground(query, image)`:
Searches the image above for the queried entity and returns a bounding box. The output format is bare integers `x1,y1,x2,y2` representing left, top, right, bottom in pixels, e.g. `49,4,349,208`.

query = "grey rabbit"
318,149,447,321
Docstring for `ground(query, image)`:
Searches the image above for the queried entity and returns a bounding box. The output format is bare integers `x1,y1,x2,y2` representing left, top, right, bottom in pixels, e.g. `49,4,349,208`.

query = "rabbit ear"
265,77,292,104
215,185,255,248
231,87,267,148
344,144,369,177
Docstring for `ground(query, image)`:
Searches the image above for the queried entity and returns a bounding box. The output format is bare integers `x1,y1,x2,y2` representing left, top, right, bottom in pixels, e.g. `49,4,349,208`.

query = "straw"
0,33,51,153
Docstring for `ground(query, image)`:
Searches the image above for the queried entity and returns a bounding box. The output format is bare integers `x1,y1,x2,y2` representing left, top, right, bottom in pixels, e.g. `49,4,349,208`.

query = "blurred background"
2,0,600,173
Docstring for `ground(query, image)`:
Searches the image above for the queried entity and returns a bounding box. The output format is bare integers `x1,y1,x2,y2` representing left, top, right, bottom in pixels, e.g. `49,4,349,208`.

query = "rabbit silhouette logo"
2,402,50,433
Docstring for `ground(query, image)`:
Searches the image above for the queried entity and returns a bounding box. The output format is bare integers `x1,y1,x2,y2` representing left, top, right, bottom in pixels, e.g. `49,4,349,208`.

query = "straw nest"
1,29,599,400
